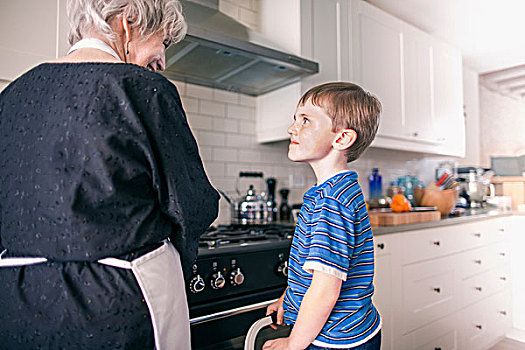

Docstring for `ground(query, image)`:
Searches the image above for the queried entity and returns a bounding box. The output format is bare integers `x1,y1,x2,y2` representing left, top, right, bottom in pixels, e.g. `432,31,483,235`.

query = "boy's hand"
266,297,285,329
262,337,293,350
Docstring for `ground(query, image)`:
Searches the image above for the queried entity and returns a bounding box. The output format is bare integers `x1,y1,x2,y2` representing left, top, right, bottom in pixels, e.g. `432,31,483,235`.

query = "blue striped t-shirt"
283,171,381,348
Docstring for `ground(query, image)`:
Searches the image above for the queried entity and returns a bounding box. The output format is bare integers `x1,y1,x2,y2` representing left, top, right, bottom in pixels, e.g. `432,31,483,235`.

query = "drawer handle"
435,348,442,350
433,287,441,293
498,228,505,232
474,259,482,265
500,252,506,257
500,276,507,281
475,286,483,292
475,324,483,330
377,243,385,250
500,310,507,316
433,241,441,246
474,232,482,238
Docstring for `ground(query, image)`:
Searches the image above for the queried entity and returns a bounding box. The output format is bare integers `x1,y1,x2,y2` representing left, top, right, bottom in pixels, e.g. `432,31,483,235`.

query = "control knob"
229,267,245,286
210,271,226,290
277,261,288,277
189,274,205,294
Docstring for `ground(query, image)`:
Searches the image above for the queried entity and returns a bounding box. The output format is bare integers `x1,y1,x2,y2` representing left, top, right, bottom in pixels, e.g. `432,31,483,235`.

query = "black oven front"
187,229,293,349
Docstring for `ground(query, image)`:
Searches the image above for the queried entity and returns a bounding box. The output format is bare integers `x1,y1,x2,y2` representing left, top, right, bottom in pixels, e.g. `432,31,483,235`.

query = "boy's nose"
287,122,297,136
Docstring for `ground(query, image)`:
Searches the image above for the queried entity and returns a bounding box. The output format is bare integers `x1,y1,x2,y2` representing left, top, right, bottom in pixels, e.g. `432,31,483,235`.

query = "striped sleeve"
302,196,353,281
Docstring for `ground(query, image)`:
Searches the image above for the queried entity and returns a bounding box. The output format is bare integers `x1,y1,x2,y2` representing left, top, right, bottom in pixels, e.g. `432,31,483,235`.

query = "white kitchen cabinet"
256,0,351,143
351,0,465,156
351,0,404,142
382,215,514,349
372,235,392,350
431,39,466,157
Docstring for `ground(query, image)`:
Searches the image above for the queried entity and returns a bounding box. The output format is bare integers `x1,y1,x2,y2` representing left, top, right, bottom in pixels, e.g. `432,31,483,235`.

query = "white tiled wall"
173,77,460,224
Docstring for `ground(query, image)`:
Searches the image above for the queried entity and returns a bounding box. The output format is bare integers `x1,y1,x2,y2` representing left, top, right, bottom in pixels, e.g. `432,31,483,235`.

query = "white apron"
0,240,191,350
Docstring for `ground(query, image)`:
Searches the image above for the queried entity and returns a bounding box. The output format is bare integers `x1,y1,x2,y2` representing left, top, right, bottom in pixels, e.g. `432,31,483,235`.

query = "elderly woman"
0,0,219,349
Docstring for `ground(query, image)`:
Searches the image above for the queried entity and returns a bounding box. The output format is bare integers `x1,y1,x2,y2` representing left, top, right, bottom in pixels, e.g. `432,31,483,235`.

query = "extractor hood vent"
161,0,319,96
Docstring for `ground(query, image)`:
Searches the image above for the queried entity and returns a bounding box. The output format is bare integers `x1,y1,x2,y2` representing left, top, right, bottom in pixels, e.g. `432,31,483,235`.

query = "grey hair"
66,0,187,46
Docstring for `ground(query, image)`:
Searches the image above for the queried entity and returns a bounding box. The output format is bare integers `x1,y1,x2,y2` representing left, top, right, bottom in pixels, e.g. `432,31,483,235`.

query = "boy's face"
287,98,338,163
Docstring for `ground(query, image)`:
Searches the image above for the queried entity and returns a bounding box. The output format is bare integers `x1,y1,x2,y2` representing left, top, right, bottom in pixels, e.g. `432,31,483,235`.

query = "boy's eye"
303,117,310,124
163,39,170,49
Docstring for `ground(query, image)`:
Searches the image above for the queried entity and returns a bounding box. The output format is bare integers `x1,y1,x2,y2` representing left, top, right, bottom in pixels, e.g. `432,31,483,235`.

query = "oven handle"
189,298,277,325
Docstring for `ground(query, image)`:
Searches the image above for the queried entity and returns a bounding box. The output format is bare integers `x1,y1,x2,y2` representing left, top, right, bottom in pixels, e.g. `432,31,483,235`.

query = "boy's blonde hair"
298,82,381,162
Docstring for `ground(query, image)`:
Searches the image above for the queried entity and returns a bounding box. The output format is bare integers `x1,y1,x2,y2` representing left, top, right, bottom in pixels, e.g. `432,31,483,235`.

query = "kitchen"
1,0,525,349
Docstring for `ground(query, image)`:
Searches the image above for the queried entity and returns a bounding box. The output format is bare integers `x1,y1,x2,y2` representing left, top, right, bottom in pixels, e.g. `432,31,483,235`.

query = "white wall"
479,85,525,167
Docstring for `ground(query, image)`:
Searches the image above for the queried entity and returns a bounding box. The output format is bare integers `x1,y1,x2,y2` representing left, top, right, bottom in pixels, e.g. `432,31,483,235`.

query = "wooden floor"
488,338,525,350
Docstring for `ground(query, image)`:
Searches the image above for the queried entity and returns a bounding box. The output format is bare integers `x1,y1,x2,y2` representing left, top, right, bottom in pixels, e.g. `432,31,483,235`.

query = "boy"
263,82,382,350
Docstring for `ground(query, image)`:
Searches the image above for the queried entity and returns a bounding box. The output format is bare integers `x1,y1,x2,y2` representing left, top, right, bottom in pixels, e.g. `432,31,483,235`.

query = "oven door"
190,297,291,349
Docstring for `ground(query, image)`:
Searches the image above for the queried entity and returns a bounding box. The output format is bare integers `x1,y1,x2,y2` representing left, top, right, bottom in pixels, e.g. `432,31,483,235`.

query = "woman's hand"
266,293,285,329
262,337,293,350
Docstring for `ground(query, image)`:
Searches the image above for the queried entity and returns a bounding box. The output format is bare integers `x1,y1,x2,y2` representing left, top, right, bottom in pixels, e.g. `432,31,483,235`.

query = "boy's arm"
263,271,342,350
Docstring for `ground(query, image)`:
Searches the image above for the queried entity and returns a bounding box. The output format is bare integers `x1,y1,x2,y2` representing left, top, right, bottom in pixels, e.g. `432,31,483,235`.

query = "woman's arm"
263,271,342,350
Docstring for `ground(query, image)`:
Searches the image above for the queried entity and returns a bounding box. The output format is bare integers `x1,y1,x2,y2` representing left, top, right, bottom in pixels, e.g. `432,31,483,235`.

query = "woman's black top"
0,63,219,349
0,62,219,273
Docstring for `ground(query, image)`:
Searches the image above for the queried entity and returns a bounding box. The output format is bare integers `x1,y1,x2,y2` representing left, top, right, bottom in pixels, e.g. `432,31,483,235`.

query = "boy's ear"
333,128,357,151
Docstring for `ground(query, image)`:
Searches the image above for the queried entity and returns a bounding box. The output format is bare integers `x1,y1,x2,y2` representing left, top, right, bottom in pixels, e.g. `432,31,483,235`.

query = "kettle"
219,172,275,225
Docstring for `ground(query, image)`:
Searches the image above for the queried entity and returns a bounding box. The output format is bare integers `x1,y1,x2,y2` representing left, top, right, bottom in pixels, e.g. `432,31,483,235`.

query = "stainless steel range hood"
161,0,319,96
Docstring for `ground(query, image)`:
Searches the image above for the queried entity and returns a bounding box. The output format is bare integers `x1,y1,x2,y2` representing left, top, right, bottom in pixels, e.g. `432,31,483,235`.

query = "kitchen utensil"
227,171,271,225
279,188,291,222
266,178,278,222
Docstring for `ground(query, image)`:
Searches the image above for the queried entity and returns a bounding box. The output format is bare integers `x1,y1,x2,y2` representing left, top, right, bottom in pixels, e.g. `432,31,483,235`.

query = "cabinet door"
372,235,392,350
301,0,350,88
431,40,465,157
0,0,58,81
403,24,435,143
401,254,460,334
352,0,404,140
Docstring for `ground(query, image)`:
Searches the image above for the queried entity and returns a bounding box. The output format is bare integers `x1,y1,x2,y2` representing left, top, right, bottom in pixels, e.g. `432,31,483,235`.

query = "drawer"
402,312,459,350
458,246,493,280
401,256,460,333
460,291,511,350
489,242,511,267
397,227,459,264
460,265,510,307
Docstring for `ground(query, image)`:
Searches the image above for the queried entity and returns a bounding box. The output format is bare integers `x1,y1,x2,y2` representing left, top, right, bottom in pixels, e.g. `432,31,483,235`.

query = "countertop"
372,208,517,236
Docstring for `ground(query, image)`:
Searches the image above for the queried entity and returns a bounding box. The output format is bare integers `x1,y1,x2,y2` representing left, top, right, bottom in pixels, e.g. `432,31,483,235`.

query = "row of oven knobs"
189,268,245,293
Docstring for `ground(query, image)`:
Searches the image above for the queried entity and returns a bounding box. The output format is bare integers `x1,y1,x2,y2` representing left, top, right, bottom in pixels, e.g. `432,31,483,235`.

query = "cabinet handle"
433,287,441,293
474,232,481,238
412,131,419,137
498,228,505,232
377,243,385,250
433,241,441,246
474,259,482,264
475,324,483,330
434,348,442,350
475,286,483,292
500,276,507,281
499,252,506,257
499,310,507,316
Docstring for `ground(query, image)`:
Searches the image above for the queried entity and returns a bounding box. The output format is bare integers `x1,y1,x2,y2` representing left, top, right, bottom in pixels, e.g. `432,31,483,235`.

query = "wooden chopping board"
369,209,441,226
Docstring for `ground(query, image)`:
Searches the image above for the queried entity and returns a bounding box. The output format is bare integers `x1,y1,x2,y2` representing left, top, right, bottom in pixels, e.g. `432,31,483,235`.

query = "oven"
187,224,294,349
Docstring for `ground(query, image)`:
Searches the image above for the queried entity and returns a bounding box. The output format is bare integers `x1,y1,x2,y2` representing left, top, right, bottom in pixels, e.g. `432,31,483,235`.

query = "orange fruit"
391,194,412,212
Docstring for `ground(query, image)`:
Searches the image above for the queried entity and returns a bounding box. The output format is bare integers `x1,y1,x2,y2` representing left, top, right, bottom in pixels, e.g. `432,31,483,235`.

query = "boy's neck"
309,153,349,185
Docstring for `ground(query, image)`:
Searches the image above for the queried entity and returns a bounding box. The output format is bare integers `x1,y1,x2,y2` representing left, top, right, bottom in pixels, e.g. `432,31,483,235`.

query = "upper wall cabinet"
256,0,465,156
256,0,350,143
351,0,465,157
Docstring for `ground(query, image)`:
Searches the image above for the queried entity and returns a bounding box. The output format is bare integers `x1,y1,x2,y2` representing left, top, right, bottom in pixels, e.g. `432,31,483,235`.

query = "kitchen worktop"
372,208,516,235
